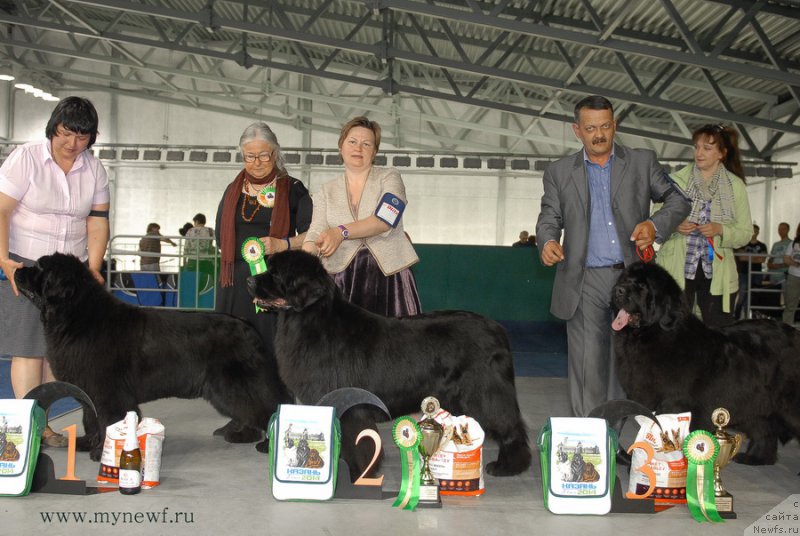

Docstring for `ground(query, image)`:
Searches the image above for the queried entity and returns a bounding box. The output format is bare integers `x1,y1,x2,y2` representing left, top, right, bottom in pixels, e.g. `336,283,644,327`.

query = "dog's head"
14,253,96,311
247,250,335,312
611,262,687,332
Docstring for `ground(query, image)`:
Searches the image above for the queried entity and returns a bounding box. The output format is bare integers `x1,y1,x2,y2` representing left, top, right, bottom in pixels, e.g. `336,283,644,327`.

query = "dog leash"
707,238,724,261
637,245,654,263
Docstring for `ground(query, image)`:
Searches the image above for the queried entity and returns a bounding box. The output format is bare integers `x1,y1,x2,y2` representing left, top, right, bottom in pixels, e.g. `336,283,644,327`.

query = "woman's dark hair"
179,222,193,236
193,213,206,225
692,124,745,182
45,96,100,148
338,116,382,154
573,95,614,123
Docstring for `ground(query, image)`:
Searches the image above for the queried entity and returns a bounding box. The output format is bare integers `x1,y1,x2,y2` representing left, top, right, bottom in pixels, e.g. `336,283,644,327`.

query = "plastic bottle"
118,411,142,495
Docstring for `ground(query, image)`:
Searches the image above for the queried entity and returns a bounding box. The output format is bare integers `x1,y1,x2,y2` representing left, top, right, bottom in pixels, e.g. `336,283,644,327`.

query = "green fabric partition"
412,244,557,321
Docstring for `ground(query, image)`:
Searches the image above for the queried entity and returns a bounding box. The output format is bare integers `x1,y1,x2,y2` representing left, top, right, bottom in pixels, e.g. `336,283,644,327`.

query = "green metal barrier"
413,244,556,321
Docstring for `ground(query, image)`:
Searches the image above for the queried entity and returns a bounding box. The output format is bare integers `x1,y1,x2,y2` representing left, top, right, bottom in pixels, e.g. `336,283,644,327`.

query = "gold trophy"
711,407,742,519
417,396,445,508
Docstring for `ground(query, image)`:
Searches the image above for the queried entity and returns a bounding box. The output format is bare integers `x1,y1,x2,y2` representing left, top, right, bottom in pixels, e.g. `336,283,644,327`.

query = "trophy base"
715,495,736,519
417,484,442,508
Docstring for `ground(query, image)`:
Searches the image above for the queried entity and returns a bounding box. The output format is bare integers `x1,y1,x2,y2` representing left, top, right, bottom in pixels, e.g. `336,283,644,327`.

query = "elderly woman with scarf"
213,121,312,441
655,124,753,327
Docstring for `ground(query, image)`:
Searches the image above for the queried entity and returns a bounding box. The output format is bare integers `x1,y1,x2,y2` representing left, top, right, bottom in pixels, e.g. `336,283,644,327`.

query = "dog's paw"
224,426,263,443
213,419,240,437
255,439,269,453
733,452,776,465
89,447,102,462
75,434,97,452
484,461,518,477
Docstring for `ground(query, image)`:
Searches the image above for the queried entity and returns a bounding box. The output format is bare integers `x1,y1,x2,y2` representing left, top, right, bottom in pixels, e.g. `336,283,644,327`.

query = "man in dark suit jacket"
536,95,690,417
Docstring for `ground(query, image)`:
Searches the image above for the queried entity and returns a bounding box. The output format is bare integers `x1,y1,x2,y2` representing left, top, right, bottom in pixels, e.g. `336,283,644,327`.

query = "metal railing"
735,251,789,322
106,234,218,310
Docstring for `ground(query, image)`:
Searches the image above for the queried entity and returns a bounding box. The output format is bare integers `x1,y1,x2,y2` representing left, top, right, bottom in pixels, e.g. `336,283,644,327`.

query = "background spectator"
734,224,768,319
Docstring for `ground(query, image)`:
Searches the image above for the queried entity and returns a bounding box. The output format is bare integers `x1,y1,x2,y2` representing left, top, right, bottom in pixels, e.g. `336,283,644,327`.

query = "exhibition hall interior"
1,1,799,534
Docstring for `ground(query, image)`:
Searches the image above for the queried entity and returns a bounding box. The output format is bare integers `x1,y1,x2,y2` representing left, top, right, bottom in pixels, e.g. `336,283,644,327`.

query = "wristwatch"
338,224,350,240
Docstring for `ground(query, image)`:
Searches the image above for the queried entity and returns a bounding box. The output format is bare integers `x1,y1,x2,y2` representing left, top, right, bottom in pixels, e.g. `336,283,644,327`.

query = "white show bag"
538,417,617,515
268,404,340,501
0,399,46,496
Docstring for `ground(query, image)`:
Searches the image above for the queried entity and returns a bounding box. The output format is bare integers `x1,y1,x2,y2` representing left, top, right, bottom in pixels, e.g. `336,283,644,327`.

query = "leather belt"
589,263,625,270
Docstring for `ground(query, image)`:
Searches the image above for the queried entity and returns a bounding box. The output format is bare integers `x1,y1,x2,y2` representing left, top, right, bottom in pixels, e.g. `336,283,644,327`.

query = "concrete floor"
3,377,799,536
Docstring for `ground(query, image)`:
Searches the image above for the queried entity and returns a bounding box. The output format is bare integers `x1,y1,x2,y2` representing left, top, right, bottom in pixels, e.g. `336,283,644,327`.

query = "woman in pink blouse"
0,97,110,447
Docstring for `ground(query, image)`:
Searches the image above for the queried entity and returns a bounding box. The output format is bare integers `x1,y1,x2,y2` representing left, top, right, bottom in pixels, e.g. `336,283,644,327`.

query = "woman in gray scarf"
655,124,753,327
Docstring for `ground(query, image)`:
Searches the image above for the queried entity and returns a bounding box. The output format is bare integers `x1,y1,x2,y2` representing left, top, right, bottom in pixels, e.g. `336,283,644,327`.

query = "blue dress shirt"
584,151,625,268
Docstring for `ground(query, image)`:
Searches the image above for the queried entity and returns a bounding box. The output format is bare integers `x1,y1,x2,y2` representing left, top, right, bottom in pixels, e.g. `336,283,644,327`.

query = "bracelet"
285,238,291,251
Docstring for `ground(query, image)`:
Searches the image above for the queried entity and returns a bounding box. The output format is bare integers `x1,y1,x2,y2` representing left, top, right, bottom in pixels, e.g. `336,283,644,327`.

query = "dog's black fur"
247,250,532,477
611,262,800,465
15,253,290,460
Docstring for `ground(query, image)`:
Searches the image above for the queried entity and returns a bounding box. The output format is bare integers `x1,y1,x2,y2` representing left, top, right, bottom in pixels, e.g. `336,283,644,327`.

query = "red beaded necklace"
240,177,262,222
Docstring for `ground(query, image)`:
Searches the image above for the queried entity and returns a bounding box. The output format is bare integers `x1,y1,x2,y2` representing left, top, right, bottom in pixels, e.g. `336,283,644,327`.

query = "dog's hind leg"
734,420,778,465
485,430,532,477
85,393,139,461
469,394,531,476
464,360,532,476
75,408,101,457
224,426,263,444
206,360,290,449
735,438,778,465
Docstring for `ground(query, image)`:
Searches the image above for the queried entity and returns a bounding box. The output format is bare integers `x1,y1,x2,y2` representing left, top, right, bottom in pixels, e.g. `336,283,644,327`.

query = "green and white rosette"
242,237,267,313
682,430,724,523
241,237,267,275
392,416,422,511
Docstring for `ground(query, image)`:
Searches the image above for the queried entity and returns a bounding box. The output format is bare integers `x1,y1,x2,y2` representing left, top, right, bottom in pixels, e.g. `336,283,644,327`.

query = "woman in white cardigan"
303,116,421,316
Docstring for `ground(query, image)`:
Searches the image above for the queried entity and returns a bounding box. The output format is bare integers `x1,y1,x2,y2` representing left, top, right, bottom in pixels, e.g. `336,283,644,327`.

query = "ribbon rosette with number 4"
392,416,421,511
682,430,724,523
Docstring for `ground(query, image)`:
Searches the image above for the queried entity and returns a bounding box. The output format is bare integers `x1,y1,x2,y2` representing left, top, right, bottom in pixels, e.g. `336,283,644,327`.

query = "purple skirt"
333,248,421,317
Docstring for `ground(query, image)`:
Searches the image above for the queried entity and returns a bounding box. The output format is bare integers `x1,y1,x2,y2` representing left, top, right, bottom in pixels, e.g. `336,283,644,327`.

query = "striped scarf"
683,164,736,280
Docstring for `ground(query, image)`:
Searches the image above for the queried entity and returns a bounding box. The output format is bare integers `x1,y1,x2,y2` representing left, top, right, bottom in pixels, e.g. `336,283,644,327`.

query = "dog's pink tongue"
612,309,630,331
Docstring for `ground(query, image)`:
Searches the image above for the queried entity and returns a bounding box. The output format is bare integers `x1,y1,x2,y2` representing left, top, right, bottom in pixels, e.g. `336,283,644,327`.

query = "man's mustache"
592,137,607,145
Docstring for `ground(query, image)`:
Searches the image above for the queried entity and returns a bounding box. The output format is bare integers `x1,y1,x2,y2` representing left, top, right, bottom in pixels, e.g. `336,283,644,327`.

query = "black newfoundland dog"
15,253,290,459
247,250,532,477
611,262,800,465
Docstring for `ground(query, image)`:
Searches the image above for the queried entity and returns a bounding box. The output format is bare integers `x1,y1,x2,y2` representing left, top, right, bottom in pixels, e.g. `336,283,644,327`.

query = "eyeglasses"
243,152,272,163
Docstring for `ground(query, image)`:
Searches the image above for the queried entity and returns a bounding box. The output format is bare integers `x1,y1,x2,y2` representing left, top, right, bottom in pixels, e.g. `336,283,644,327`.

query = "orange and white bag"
429,411,485,496
98,416,165,488
627,412,690,505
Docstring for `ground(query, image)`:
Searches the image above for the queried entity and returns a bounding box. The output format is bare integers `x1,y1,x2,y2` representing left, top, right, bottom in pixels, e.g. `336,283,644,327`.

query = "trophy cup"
417,397,445,508
711,407,742,519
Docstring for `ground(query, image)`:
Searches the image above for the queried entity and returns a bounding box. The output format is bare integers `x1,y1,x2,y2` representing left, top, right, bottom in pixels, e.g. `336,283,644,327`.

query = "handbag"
268,404,340,501
538,417,617,515
0,399,46,496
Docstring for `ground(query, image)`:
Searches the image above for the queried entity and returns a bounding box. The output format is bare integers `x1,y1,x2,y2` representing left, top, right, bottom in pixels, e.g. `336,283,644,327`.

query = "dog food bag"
429,411,485,496
98,417,165,489
627,412,690,505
